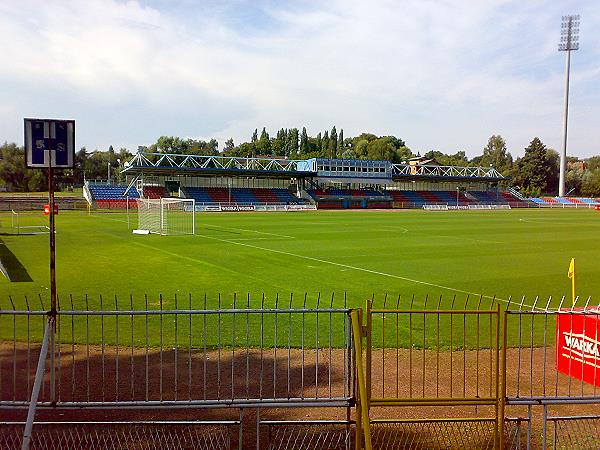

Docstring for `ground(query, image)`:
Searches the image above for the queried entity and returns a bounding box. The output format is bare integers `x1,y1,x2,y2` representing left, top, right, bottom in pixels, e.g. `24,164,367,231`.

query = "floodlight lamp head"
558,14,581,51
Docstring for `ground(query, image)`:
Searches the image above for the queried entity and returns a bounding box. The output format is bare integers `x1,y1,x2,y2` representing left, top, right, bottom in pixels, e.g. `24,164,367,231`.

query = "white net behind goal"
136,198,195,235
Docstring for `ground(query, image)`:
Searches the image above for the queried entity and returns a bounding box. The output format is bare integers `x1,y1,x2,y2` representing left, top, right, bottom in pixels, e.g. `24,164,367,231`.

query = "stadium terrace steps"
530,196,599,206
88,184,139,201
273,188,302,203
541,197,559,204
251,188,279,203
308,188,384,199
386,190,472,205
180,187,214,203
142,186,167,199
501,191,523,203
181,186,303,205
87,184,139,209
231,188,259,204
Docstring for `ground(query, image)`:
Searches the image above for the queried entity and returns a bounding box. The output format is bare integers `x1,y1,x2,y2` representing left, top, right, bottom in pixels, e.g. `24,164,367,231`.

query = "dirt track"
2,342,598,447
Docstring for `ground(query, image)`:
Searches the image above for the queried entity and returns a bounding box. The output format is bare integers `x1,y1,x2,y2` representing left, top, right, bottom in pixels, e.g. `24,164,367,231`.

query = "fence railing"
0,293,353,409
2,292,600,449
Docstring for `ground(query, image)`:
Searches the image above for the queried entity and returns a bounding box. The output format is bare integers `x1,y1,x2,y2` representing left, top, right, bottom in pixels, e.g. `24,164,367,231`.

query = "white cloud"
0,0,598,157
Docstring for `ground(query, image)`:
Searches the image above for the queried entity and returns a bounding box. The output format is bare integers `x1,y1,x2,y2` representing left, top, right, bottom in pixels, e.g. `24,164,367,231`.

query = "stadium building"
82,151,533,210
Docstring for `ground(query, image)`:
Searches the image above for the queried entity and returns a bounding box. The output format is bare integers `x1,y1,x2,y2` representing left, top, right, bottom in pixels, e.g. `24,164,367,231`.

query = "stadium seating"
576,197,597,204
528,197,599,206
468,191,505,204
307,187,384,199
142,186,167,199
231,188,259,204
88,184,139,209
540,197,559,204
273,189,302,204
88,184,139,200
181,186,303,205
501,191,523,203
181,187,215,203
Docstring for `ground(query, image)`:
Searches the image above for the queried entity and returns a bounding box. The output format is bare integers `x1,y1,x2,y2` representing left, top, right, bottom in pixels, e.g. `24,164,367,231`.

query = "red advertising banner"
556,308,600,387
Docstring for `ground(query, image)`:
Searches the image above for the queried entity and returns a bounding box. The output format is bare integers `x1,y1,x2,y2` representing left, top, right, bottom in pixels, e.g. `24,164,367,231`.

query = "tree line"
1,129,599,197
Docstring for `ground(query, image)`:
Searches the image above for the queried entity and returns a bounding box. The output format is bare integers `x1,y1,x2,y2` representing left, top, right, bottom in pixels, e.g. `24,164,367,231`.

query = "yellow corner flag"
568,258,576,305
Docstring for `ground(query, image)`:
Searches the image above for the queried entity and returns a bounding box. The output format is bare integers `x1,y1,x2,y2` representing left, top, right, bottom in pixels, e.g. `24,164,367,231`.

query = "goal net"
136,198,195,235
11,210,50,235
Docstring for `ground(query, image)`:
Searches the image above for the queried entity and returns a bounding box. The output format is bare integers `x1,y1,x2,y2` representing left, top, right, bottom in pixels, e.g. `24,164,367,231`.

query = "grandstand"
79,152,544,210
529,196,600,207
84,183,139,209
180,186,303,205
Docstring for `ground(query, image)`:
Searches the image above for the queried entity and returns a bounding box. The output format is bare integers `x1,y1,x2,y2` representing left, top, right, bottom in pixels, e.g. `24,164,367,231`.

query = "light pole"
456,187,459,207
107,162,111,185
558,14,580,197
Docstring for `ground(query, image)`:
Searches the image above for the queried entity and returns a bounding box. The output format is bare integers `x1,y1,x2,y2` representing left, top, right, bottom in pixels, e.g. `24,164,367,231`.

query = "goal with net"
11,210,50,235
136,198,195,235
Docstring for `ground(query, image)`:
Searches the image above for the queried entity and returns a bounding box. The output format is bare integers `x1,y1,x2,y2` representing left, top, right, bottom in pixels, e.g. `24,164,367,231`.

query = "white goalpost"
11,210,50,235
135,198,195,235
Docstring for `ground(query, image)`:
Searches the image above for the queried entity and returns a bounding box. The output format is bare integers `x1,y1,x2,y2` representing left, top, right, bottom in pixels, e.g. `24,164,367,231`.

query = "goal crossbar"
11,210,50,235
136,198,195,236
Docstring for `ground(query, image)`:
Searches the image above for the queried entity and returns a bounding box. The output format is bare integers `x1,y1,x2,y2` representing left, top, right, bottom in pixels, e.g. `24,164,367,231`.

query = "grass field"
1,208,599,347
1,208,599,306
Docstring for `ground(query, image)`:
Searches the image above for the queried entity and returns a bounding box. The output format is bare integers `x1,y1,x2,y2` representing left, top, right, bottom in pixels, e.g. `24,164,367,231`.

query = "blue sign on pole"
24,118,75,168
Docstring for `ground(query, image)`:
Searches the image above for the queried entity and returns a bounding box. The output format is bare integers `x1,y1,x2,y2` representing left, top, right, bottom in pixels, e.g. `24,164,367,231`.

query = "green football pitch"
1,208,598,307
1,208,599,347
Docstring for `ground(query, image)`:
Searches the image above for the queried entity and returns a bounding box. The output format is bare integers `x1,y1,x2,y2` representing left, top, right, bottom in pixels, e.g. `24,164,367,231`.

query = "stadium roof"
122,152,316,178
122,152,506,182
391,163,506,182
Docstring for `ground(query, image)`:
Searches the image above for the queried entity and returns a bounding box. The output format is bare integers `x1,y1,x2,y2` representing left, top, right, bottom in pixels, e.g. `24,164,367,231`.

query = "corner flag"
568,258,576,305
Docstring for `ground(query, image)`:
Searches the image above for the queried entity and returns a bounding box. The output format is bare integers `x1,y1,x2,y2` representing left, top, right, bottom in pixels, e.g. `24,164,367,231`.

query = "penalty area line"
199,234,531,308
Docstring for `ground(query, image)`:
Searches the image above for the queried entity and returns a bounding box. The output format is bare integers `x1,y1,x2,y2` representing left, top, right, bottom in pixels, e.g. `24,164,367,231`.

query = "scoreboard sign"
556,308,600,387
24,118,75,168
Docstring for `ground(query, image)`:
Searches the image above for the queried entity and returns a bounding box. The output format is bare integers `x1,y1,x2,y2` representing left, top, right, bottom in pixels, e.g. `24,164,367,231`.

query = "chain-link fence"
263,420,352,450
3,292,600,449
369,418,526,450
549,415,600,450
0,421,236,450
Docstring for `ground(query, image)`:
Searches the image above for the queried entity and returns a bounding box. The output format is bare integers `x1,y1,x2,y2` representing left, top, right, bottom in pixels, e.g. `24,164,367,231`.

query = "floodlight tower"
558,15,580,197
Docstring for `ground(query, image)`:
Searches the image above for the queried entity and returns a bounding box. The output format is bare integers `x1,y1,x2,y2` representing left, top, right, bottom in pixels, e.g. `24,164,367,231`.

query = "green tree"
300,127,309,155
581,170,600,197
481,135,513,175
321,131,329,156
337,129,344,156
545,149,560,194
0,142,45,191
224,138,235,153
512,137,553,196
256,127,271,155
586,156,600,172
273,128,286,156
424,150,468,166
566,167,584,196
329,126,338,158
288,128,299,158
315,133,322,154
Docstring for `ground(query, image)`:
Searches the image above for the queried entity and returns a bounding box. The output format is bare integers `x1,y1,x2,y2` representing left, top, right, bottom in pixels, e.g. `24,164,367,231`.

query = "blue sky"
0,0,598,158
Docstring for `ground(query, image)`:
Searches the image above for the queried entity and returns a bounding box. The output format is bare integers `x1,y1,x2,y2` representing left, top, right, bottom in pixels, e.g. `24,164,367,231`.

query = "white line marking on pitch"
432,234,504,245
205,224,295,239
227,237,291,241
199,234,529,307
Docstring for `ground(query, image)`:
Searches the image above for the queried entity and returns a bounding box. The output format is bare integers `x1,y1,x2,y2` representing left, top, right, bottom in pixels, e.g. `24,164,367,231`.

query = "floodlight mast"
558,14,580,197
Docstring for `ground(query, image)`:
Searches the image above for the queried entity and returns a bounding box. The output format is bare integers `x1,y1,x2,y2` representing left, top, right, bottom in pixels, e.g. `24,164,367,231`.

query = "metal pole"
558,49,571,197
48,155,57,314
107,162,111,185
22,317,53,450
